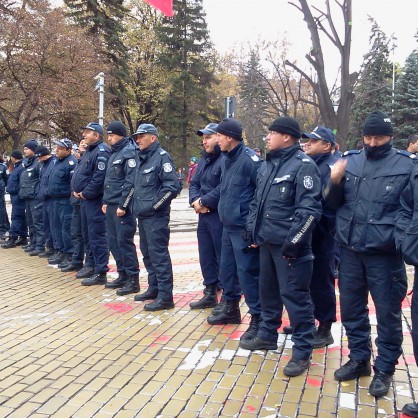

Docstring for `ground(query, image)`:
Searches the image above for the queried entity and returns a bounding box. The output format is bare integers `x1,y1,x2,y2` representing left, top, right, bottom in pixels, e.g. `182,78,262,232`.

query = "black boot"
105,272,128,289
134,288,158,301
38,248,55,258
48,252,66,265
207,300,241,325
1,237,17,249
14,236,28,246
81,273,107,286
116,274,140,296
211,298,226,316
189,285,218,309
312,321,334,348
240,315,261,341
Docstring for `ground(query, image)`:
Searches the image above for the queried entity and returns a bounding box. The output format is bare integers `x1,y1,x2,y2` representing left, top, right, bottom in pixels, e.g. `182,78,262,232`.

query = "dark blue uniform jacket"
6,161,24,195
218,142,261,228
326,147,416,254
103,137,139,210
133,141,179,218
38,156,56,200
71,139,110,199
247,144,322,245
19,156,41,200
189,145,223,210
48,154,78,198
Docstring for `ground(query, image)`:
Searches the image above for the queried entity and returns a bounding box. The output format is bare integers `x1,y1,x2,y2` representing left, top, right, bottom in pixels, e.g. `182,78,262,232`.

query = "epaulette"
99,145,106,152
295,154,312,163
343,150,362,157
397,149,417,159
159,150,167,155
244,149,260,162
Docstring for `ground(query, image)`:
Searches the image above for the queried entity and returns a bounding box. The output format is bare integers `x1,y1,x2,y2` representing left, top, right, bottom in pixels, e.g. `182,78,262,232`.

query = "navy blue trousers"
26,198,45,250
9,194,27,238
138,213,173,301
258,244,315,360
52,197,73,254
80,199,109,274
220,226,261,315
339,248,407,373
70,203,84,267
106,205,139,276
197,212,223,287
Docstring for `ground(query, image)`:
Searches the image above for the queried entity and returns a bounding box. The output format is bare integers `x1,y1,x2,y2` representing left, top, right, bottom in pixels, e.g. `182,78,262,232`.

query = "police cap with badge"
54,138,73,149
302,126,336,146
132,124,158,137
80,122,104,135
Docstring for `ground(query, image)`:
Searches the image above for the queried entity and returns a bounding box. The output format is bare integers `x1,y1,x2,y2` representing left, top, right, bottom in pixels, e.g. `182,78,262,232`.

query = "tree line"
0,0,416,169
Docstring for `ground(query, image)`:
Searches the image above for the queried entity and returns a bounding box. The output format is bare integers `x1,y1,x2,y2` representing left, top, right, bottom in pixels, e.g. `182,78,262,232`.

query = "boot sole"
334,369,371,381
207,317,241,325
312,337,334,348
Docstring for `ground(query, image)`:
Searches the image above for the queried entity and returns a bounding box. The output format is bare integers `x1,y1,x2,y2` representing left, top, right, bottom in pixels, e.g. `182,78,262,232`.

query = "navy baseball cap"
132,123,158,137
80,122,104,135
197,123,218,136
54,138,73,149
302,126,336,145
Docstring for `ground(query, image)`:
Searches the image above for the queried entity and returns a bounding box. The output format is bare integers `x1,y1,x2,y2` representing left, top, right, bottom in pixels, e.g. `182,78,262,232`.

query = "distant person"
187,157,198,184
176,168,184,196
356,140,364,150
72,122,110,285
132,124,179,311
102,121,140,296
0,156,10,241
325,111,416,397
207,118,262,344
253,147,262,157
407,134,418,155
2,150,27,248
241,117,322,378
189,123,224,309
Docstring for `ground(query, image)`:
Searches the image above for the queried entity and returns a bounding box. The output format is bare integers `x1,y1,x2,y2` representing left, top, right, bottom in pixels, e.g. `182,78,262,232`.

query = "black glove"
282,242,299,260
241,229,253,245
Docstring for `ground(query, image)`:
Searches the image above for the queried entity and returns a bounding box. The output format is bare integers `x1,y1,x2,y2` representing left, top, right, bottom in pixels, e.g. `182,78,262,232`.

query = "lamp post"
94,72,105,126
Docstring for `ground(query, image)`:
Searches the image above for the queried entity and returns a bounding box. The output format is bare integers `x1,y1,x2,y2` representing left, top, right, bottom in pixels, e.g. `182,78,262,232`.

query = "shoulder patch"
163,162,173,173
69,160,74,165
397,149,417,158
97,161,106,171
303,176,314,189
343,150,361,157
127,158,137,168
251,154,260,162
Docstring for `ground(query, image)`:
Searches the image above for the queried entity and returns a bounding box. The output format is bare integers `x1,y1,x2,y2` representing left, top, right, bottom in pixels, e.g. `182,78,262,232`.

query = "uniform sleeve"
189,160,203,205
199,158,224,210
285,162,322,246
82,149,110,199
152,154,179,212
394,174,414,250
119,153,138,211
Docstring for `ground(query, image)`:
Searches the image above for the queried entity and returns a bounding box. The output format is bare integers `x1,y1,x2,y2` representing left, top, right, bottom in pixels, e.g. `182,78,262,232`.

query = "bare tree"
287,0,357,150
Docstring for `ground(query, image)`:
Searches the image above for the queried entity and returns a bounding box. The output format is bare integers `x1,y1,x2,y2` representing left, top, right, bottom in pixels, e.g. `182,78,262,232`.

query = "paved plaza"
0,192,417,417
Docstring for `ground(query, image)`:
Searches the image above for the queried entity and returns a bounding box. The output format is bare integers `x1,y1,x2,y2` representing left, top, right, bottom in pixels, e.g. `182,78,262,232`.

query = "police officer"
206,118,262,342
326,111,416,397
34,146,56,260
189,123,224,309
72,122,110,285
62,140,87,272
407,134,418,155
299,126,338,348
132,123,178,311
395,160,418,417
47,139,78,267
0,156,9,240
19,140,45,255
102,121,140,295
240,117,322,378
2,150,27,248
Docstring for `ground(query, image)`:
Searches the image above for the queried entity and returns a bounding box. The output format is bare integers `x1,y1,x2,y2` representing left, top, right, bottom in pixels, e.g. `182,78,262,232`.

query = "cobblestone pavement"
0,192,417,417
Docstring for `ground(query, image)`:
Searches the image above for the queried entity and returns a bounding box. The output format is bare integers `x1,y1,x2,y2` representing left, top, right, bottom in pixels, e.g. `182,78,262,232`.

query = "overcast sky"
202,0,417,72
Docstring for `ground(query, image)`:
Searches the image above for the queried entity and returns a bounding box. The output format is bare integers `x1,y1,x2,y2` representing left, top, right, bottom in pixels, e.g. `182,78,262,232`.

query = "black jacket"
19,156,41,200
133,141,178,218
6,161,23,195
247,144,322,246
103,138,138,210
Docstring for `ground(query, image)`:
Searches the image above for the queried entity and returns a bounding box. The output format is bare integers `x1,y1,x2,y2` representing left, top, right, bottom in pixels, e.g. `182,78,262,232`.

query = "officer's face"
135,133,155,150
55,146,71,159
82,129,100,146
202,134,217,153
107,134,123,145
216,133,234,152
23,147,34,158
266,131,292,151
407,140,418,154
303,138,331,156
363,135,391,147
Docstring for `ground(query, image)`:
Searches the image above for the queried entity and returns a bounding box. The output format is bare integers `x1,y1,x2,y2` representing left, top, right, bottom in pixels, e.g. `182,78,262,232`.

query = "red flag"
145,0,174,17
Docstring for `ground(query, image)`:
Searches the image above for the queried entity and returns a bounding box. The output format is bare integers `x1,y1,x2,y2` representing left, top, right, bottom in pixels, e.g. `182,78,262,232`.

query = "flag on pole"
145,0,174,17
